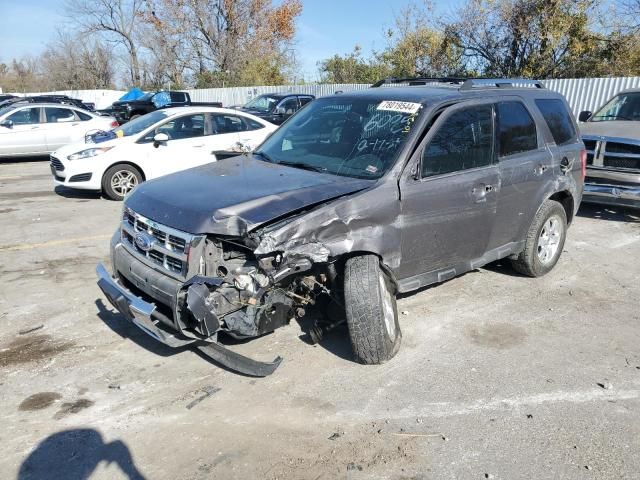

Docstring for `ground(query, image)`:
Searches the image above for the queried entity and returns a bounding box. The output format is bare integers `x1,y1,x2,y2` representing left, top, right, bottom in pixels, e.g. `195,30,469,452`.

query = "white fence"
15,77,640,113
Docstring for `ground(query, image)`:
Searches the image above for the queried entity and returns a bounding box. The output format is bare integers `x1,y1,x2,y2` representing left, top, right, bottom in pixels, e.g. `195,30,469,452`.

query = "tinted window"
76,110,92,121
213,114,248,133
45,107,76,123
245,117,264,130
535,99,576,145
8,107,40,125
169,92,187,103
497,102,537,157
156,114,205,140
299,96,313,106
279,97,299,114
421,105,493,177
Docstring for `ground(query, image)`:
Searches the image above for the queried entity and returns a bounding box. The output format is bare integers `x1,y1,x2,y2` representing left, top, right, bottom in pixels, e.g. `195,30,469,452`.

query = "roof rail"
371,77,468,88
459,79,545,90
370,76,545,90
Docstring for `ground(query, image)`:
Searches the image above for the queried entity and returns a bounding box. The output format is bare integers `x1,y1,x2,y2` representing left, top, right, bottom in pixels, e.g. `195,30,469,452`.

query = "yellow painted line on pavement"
0,234,111,252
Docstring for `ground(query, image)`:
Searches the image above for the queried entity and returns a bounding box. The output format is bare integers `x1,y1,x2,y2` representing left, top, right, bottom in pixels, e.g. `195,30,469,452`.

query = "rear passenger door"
42,107,82,150
488,100,553,250
534,98,581,184
398,101,499,285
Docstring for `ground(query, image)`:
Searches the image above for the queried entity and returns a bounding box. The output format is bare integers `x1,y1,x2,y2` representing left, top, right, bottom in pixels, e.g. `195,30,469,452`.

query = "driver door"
397,101,499,287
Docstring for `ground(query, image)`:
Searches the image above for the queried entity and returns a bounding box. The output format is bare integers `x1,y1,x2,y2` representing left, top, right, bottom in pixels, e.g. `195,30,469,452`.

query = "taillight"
110,120,119,128
580,149,587,179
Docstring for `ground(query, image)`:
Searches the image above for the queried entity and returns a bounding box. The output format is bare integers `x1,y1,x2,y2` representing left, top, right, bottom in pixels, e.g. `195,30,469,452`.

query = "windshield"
244,95,280,112
0,105,18,117
591,92,640,122
113,110,170,137
254,96,423,179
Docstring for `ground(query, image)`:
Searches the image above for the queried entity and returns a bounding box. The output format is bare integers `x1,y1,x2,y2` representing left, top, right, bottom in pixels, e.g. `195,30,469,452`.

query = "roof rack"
459,78,545,90
370,76,545,90
371,77,467,88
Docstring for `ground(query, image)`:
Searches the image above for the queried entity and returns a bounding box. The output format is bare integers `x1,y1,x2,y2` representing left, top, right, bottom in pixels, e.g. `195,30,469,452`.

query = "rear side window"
299,96,313,106
76,111,92,121
169,92,187,103
497,101,537,157
421,105,494,178
535,99,577,146
245,117,264,130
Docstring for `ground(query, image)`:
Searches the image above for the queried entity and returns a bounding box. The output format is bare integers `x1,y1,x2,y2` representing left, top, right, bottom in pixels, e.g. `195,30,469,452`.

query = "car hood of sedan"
124,155,375,236
53,136,133,158
580,120,640,141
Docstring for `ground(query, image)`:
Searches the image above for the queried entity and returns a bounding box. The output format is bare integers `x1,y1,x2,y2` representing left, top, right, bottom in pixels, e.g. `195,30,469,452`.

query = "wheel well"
548,191,574,224
334,251,398,290
102,162,146,185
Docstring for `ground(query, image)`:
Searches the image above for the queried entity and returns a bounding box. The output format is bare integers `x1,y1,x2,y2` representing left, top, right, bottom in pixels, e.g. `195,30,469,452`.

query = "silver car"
0,102,118,158
579,89,640,208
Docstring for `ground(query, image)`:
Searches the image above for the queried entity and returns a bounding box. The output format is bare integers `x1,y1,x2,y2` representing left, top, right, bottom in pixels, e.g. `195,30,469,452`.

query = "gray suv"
97,78,585,376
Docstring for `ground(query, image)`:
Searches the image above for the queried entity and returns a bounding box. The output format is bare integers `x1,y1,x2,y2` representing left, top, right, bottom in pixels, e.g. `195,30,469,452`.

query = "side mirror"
153,132,169,147
578,111,592,122
0,119,13,129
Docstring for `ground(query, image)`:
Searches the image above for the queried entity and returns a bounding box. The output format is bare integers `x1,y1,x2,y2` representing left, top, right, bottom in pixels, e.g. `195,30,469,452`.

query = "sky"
0,0,462,81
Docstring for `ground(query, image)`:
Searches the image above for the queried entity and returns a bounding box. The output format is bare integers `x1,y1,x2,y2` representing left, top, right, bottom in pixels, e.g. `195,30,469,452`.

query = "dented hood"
125,155,374,235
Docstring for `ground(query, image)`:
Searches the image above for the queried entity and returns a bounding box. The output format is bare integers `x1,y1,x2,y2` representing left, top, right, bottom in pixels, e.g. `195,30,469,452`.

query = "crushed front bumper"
96,263,282,376
582,183,640,209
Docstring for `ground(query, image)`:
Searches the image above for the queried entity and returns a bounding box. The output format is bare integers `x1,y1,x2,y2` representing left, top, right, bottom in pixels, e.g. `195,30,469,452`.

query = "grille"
582,139,597,151
69,173,92,182
606,142,640,155
121,208,195,278
603,156,640,170
50,156,64,171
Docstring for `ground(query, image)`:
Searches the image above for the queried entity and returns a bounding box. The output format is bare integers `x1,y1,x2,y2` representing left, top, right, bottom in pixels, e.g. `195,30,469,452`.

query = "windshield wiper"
253,151,276,163
278,161,328,173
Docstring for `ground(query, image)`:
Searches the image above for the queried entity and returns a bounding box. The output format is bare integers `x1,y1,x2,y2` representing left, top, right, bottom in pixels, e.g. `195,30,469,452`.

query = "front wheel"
511,199,567,277
344,255,401,364
102,164,143,201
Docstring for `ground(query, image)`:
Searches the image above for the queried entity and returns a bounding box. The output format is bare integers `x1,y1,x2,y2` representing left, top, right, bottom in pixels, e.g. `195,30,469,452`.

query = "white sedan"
50,107,277,200
0,102,118,157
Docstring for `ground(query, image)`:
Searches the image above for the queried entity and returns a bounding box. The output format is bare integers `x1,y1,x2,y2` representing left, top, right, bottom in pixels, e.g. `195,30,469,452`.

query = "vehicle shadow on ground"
18,428,146,480
0,155,49,164
95,299,182,358
54,185,103,200
577,203,640,223
295,312,355,363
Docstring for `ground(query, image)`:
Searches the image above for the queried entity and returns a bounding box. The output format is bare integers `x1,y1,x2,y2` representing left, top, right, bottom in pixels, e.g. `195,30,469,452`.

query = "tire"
344,255,402,364
511,199,567,277
102,164,143,201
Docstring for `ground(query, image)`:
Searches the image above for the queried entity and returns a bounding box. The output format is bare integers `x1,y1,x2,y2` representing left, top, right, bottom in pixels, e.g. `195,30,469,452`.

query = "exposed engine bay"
183,236,334,342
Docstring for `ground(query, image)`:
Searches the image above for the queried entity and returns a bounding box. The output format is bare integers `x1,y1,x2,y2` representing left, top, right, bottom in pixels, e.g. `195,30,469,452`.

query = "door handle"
71,123,79,126
471,185,488,203
560,157,572,174
192,144,205,148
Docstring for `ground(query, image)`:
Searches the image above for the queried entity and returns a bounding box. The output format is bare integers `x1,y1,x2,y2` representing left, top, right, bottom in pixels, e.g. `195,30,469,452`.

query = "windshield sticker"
365,165,378,174
377,101,422,114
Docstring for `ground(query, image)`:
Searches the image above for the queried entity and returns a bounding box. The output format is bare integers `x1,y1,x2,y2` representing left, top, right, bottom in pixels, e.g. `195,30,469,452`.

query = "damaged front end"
97,212,336,376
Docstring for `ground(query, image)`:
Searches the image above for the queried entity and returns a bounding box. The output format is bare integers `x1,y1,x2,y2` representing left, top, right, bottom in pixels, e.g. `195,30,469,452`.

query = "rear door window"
213,114,248,133
299,96,314,107
45,107,77,123
421,105,494,177
496,101,538,157
535,99,577,146
278,97,299,114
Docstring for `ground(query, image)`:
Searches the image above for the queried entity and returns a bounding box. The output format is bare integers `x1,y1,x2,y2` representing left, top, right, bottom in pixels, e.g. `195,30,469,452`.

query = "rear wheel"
102,164,143,201
511,200,567,277
344,255,401,364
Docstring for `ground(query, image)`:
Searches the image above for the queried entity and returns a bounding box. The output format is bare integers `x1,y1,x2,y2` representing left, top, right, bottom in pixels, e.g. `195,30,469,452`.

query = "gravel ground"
1,160,639,480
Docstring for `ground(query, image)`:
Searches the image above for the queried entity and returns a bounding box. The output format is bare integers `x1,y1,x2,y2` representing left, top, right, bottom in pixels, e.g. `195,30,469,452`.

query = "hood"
54,135,132,157
125,155,374,235
579,121,640,141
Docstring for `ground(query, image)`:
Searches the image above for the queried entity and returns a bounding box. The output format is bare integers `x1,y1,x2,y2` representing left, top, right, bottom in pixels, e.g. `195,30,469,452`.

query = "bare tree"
65,0,145,86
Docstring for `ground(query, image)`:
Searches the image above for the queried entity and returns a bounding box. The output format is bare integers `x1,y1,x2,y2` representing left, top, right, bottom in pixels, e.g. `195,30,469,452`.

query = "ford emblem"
135,232,155,252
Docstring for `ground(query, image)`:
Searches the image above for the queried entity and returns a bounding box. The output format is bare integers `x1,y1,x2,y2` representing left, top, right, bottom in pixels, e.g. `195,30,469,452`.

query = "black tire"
102,164,143,201
344,255,401,364
511,199,567,277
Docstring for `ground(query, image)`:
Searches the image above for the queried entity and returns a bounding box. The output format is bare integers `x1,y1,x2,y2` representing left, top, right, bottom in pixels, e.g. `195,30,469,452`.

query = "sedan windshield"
113,110,170,137
254,96,423,179
591,92,640,122
244,95,280,112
